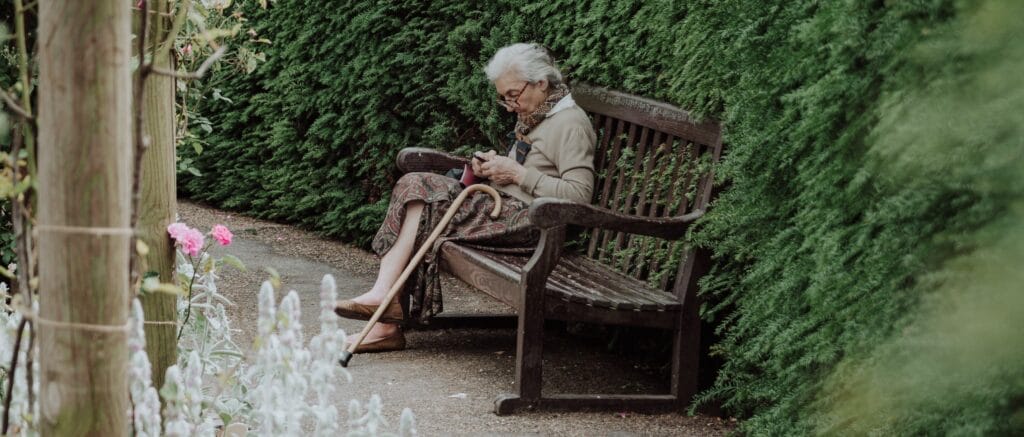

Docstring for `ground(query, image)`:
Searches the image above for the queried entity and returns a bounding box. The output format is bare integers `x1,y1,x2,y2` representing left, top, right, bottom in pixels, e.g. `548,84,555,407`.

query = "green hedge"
183,0,1021,434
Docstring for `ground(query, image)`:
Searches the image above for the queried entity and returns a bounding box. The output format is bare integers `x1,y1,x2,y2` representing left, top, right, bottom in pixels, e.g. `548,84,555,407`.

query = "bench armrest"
528,197,704,240
396,147,469,174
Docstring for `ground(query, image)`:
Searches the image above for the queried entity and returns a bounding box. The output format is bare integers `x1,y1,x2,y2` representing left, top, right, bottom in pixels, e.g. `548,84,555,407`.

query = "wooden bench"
395,84,723,415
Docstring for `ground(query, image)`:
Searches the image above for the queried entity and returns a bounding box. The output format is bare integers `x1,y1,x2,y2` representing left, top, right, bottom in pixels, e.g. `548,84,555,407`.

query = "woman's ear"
537,79,549,91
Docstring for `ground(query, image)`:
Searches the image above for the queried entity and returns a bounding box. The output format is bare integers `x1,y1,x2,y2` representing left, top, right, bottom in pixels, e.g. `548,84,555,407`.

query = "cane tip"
339,351,353,367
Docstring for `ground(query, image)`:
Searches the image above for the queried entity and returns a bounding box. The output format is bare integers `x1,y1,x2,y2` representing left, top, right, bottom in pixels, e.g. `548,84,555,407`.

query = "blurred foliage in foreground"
816,1,1024,434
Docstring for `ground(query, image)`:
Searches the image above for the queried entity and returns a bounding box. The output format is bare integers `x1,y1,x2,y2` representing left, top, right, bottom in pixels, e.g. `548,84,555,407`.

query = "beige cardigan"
494,105,597,205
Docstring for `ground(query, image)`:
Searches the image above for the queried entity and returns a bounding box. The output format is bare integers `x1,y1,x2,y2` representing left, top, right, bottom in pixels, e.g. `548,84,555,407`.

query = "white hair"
484,43,563,86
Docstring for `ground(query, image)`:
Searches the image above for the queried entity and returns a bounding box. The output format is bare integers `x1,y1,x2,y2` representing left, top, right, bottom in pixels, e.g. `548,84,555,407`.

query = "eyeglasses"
497,82,530,110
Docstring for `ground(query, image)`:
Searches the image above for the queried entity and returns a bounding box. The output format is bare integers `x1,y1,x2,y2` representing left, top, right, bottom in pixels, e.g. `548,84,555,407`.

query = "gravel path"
179,200,734,436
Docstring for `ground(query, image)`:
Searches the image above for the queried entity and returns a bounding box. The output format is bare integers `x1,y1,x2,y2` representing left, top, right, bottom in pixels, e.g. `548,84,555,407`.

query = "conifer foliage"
180,0,1021,434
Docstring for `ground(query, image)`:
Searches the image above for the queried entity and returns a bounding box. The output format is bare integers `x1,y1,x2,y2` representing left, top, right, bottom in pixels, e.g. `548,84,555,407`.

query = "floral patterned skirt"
371,172,539,324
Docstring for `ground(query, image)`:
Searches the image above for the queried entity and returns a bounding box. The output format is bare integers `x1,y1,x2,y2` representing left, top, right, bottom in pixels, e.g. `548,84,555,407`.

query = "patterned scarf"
514,83,570,138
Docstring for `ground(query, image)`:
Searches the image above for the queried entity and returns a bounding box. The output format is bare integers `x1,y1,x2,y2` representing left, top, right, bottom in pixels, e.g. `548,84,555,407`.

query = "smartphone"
464,152,490,186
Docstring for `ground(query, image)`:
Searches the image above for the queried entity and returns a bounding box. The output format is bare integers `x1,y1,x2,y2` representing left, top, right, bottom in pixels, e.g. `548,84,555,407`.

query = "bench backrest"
573,84,723,292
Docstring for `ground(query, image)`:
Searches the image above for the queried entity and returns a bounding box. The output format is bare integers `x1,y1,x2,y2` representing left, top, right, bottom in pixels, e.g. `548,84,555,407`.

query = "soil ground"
180,200,735,436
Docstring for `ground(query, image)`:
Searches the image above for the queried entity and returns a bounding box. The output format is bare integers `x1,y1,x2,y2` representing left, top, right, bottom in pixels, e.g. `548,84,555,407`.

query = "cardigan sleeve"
518,123,595,204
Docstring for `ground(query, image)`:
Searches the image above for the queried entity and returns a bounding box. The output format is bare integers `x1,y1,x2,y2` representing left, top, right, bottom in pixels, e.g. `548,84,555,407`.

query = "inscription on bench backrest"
573,84,723,291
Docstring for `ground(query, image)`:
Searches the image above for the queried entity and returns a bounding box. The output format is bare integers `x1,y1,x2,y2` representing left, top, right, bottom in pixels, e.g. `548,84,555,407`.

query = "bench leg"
495,227,563,415
670,305,701,409
671,247,709,409
494,283,545,415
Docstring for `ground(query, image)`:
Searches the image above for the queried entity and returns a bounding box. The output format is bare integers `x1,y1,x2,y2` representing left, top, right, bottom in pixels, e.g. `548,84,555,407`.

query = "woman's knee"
406,200,424,211
395,172,437,189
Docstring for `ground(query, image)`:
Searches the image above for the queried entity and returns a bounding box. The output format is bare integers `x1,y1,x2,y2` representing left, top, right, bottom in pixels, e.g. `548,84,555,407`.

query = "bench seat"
440,243,681,329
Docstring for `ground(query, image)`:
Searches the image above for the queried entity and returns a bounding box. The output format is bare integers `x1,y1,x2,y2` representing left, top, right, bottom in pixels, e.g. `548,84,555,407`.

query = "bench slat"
444,246,620,310
653,142,699,291
554,258,644,310
623,130,664,278
649,138,686,289
555,256,673,311
591,118,626,262
586,114,613,257
591,115,615,189
615,125,650,275
676,143,701,216
662,140,685,217
440,243,681,313
574,84,720,147
485,251,642,311
439,243,522,308
484,252,618,309
633,134,674,286
600,122,638,263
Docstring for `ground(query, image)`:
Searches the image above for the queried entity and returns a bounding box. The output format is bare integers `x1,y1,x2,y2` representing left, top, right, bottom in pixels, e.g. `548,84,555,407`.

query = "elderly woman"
335,43,596,352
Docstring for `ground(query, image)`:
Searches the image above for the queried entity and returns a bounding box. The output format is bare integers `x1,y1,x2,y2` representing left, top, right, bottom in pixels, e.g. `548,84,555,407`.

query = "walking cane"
340,183,502,367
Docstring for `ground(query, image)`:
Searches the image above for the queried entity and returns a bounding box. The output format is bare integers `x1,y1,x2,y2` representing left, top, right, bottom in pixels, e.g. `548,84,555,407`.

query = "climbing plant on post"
36,1,132,433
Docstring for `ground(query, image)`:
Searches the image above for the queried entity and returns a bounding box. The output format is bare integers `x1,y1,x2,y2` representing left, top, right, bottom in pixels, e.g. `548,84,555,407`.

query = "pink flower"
182,43,193,57
179,229,205,257
211,224,233,246
168,222,205,257
167,222,189,240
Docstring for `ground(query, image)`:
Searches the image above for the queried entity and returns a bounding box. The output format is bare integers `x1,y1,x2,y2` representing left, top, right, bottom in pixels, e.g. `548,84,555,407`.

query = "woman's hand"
470,150,498,176
480,154,526,186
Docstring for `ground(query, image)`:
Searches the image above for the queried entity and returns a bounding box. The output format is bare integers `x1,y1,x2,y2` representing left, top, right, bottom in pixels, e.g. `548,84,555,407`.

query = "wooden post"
36,1,132,435
139,0,179,391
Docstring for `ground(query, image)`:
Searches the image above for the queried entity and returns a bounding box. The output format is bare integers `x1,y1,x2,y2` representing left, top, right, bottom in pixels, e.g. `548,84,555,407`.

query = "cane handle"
461,184,502,218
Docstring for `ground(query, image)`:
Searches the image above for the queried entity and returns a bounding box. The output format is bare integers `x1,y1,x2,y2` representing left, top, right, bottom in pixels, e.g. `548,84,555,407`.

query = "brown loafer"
334,297,404,323
350,330,406,353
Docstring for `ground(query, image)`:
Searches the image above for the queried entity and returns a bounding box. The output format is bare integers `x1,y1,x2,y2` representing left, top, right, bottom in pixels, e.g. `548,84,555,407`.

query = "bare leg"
346,200,424,343
352,200,424,305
